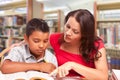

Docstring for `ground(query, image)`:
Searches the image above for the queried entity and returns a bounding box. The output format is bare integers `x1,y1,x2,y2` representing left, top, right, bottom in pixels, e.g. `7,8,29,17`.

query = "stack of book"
106,49,120,69
98,22,120,48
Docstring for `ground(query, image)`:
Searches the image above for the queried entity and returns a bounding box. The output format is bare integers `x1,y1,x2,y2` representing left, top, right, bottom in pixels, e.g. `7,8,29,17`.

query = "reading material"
0,71,54,80
111,69,120,80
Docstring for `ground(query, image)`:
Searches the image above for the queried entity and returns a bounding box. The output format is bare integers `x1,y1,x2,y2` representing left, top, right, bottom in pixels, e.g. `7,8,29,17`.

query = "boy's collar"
24,44,47,62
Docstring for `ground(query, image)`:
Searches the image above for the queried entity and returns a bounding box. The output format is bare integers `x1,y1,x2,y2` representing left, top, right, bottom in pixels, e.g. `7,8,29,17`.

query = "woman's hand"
50,62,73,77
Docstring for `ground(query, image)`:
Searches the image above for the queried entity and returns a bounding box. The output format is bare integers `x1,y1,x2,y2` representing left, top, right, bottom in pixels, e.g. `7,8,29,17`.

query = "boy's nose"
39,43,44,48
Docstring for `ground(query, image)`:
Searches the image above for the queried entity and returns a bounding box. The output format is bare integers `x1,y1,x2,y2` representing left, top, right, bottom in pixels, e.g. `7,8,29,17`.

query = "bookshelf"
94,1,120,70
0,1,26,51
94,1,120,48
27,0,64,34
0,0,64,52
44,10,64,33
0,0,43,50
0,15,25,49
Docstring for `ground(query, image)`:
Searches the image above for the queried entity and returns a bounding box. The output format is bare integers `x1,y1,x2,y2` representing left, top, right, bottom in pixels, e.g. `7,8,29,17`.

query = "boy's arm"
1,59,56,74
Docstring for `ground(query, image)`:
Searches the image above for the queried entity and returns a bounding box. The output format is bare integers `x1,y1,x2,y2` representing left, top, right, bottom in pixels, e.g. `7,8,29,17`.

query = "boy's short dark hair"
26,18,49,37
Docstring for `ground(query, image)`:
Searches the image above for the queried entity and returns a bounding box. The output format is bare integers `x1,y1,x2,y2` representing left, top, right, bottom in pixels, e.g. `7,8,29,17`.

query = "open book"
111,69,120,80
0,71,54,80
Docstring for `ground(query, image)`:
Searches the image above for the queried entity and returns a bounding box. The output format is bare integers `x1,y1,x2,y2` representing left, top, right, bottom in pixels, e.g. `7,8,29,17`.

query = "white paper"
0,71,54,80
112,69,120,80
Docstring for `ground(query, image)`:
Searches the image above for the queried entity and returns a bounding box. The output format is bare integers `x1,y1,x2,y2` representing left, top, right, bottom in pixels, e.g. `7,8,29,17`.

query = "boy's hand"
38,63,56,73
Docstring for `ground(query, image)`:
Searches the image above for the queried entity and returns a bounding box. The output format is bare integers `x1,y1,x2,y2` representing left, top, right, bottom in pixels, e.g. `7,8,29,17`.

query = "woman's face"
64,17,81,44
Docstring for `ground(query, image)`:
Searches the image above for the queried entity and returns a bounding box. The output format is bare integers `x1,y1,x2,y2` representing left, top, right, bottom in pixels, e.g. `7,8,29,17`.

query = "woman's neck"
60,42,80,54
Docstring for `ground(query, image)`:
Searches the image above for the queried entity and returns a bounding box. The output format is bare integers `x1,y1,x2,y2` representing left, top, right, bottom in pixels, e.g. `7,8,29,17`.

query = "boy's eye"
34,40,39,43
44,40,48,43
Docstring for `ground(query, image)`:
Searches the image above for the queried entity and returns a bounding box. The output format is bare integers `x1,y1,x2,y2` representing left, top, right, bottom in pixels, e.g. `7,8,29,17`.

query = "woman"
49,9,108,80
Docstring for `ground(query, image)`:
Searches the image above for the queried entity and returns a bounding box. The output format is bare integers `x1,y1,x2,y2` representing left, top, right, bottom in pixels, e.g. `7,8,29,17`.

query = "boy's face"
24,31,49,59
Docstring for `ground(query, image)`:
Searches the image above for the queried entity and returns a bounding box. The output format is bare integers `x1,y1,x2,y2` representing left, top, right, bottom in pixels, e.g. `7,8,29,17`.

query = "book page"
112,69,120,80
26,71,54,80
0,71,54,80
0,71,5,80
1,72,27,80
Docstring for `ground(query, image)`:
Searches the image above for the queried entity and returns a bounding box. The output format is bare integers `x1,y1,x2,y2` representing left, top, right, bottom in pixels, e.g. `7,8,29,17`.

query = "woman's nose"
66,29,72,35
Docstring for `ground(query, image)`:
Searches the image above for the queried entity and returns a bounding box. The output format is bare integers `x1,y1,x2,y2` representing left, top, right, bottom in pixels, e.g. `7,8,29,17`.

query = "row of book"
1,25,25,37
0,15,26,27
106,48,120,69
97,22,120,48
0,37,23,49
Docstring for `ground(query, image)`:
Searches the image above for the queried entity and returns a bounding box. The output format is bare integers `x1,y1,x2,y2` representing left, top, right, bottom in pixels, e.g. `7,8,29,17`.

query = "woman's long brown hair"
59,9,102,62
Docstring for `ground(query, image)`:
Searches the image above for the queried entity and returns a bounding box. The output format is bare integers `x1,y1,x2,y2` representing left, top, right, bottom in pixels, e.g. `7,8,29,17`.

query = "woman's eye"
67,26,70,28
73,30,79,34
66,24,70,29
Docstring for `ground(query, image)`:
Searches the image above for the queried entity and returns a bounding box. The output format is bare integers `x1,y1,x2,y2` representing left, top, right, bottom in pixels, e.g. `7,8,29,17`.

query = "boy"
0,18,57,74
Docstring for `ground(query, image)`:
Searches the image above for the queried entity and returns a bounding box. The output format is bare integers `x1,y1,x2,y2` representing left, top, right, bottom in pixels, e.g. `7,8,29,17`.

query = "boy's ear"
24,34,28,43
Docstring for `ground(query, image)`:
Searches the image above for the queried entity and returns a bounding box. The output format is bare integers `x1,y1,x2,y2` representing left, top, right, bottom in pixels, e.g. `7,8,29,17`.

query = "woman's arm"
72,48,108,80
1,59,56,74
50,48,108,80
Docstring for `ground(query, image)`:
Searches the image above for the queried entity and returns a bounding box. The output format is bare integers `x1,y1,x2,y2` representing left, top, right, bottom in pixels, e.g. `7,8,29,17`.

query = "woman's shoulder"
94,37,104,49
50,33,63,48
95,37,104,44
50,33,63,41
50,33,62,38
